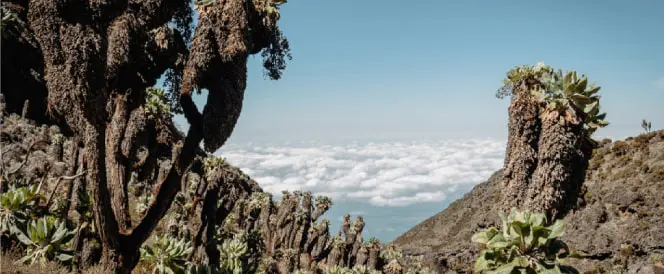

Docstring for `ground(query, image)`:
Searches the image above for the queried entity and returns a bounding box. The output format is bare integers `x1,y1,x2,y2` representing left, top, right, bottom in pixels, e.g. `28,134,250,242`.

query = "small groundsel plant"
0,184,40,233
12,215,75,265
140,235,194,274
219,234,249,274
471,208,579,274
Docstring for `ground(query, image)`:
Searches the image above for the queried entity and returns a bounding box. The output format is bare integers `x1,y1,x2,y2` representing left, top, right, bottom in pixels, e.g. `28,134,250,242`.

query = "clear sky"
171,0,664,144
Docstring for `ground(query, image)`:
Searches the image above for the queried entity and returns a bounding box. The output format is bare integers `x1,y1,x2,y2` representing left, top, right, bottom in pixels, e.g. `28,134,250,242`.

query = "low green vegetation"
471,208,578,274
145,87,173,119
0,185,40,233
12,216,75,265
140,235,194,274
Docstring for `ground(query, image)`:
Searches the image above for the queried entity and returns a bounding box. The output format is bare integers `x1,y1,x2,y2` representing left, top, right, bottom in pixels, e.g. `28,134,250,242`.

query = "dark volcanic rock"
392,131,664,273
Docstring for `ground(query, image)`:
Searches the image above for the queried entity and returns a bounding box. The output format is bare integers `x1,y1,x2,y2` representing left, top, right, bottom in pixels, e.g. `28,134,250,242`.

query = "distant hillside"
392,131,664,273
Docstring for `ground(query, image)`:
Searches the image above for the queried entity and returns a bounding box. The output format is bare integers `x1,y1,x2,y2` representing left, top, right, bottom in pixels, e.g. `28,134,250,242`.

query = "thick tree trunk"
105,94,133,230
526,111,589,220
500,79,541,212
85,124,127,272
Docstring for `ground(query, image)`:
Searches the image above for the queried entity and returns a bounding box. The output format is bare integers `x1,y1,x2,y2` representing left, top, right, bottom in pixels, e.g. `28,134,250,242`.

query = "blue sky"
175,0,664,143
169,0,664,241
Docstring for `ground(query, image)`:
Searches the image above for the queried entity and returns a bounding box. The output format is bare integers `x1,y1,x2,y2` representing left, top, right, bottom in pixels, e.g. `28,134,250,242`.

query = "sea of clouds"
217,138,506,240
218,139,505,206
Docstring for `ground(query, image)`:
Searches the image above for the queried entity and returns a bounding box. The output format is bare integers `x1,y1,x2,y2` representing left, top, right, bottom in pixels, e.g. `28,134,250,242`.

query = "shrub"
641,119,652,133
611,141,630,156
471,208,578,274
633,134,652,152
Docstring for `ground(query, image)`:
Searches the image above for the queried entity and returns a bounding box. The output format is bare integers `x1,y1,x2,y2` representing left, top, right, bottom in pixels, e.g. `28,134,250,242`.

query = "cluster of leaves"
500,62,609,136
139,231,254,274
145,87,172,119
12,216,75,265
140,235,194,274
265,0,288,19
218,234,250,273
378,244,438,274
314,195,333,210
0,185,41,233
51,133,65,145
471,208,578,274
261,28,292,81
250,0,293,81
0,175,79,268
380,244,404,273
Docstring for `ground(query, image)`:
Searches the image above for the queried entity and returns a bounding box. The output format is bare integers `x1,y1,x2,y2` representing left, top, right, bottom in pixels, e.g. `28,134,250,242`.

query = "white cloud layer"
218,139,505,207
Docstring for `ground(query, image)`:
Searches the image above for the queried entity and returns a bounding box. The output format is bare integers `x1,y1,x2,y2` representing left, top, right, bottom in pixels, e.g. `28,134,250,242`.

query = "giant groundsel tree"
497,62,608,220
1,0,291,272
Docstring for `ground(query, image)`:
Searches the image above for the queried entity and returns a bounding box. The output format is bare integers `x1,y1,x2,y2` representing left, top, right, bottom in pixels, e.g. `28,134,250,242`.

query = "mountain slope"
393,131,664,273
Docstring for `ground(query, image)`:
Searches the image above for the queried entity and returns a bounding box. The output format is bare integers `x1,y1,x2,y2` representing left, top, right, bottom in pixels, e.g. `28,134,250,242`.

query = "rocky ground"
393,131,664,273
